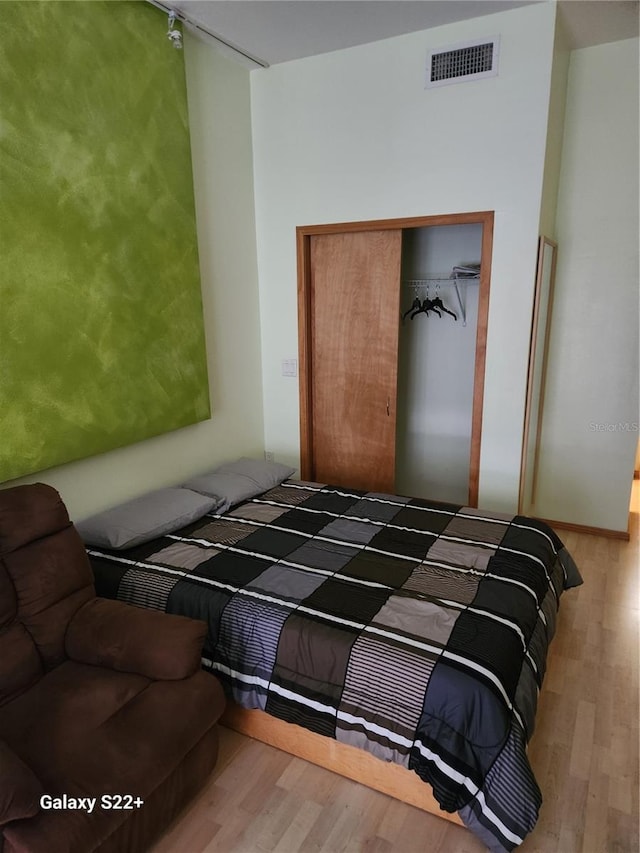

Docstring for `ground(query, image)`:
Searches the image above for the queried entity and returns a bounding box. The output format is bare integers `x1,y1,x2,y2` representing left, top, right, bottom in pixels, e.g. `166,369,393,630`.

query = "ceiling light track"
146,0,270,69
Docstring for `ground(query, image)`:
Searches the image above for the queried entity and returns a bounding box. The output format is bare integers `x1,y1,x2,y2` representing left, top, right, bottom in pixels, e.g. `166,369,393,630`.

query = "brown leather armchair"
0,483,226,853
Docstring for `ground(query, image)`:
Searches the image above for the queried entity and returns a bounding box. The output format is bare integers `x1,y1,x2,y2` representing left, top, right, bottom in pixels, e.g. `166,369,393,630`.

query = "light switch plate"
282,359,298,377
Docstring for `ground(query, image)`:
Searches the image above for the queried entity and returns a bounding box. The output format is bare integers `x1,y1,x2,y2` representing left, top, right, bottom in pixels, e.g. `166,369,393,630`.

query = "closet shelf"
402,276,479,326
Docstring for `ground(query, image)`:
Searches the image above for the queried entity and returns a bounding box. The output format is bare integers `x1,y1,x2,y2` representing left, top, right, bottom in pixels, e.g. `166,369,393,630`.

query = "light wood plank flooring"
152,485,639,853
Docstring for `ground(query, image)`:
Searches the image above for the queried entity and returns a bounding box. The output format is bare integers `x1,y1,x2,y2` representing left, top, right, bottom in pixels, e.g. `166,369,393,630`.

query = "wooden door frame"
297,211,494,507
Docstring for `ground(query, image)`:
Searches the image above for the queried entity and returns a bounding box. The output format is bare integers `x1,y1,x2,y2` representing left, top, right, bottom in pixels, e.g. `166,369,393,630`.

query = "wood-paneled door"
303,230,402,492
297,212,493,504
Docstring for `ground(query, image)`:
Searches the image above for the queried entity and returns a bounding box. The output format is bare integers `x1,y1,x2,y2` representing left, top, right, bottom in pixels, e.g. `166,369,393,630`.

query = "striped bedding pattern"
88,480,581,852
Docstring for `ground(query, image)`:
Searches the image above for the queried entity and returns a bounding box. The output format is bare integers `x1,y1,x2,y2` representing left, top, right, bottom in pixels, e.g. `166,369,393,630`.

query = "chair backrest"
0,483,95,706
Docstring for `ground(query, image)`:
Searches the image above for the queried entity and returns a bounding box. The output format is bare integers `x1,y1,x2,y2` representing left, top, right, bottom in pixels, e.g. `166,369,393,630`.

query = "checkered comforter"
89,480,581,852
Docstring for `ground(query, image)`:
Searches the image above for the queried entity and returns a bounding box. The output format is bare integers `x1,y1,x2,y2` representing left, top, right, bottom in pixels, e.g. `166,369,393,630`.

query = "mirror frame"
519,236,558,515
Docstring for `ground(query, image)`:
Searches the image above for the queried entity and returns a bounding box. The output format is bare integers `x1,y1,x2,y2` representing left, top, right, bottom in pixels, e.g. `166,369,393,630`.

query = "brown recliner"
0,483,226,853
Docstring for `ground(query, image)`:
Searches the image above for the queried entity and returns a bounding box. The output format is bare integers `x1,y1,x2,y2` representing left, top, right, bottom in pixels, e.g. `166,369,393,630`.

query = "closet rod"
402,277,480,285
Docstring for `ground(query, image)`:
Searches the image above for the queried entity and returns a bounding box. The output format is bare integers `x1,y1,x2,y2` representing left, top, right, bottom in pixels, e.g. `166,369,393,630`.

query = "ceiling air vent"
426,36,500,89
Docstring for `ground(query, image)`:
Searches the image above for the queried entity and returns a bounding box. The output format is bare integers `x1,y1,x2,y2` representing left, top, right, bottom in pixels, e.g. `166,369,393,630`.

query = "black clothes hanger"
402,296,421,324
426,297,441,318
410,298,427,319
430,295,457,321
410,297,441,320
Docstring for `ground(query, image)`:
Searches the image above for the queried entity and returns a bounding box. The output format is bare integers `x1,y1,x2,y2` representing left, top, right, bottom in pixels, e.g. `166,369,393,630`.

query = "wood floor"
151,484,639,853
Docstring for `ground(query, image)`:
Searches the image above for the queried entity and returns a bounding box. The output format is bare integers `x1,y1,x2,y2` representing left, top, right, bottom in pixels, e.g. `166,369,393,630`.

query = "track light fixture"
147,0,268,67
167,12,182,49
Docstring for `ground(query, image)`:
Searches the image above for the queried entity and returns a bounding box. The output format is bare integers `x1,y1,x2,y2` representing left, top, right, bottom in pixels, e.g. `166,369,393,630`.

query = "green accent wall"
0,1,210,482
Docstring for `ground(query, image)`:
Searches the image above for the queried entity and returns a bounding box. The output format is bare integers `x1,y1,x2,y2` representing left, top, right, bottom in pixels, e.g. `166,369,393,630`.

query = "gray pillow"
182,457,296,510
76,487,219,550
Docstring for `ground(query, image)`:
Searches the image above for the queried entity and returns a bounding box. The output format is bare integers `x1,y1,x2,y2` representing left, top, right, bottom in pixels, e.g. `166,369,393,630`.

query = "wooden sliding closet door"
307,230,402,492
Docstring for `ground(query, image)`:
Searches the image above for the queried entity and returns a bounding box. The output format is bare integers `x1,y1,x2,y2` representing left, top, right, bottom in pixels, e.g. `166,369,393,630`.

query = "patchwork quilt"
89,480,582,852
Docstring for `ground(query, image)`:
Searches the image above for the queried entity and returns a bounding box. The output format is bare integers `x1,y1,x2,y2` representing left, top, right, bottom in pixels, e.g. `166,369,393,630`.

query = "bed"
83,459,582,853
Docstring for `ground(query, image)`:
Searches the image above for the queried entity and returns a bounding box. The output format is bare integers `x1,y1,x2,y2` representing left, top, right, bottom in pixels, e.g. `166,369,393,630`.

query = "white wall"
534,38,640,532
5,34,264,521
250,2,557,511
539,9,570,237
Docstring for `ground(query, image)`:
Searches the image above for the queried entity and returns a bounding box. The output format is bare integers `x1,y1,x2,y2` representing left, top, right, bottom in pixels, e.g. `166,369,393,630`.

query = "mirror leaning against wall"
519,236,557,516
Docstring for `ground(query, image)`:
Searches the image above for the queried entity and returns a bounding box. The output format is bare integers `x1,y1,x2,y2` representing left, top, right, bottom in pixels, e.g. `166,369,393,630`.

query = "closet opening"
396,224,483,504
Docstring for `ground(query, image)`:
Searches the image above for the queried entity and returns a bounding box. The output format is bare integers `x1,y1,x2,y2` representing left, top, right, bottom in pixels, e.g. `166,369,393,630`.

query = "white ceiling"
168,0,639,67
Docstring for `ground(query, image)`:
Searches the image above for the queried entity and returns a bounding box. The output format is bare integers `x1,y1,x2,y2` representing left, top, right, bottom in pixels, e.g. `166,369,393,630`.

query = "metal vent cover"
426,37,500,88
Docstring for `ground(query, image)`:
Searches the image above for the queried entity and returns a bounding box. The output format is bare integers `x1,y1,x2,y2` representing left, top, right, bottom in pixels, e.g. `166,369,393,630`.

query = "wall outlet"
264,451,274,462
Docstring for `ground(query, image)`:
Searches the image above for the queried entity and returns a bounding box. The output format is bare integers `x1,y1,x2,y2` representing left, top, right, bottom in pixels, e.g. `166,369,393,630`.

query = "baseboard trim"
538,517,630,541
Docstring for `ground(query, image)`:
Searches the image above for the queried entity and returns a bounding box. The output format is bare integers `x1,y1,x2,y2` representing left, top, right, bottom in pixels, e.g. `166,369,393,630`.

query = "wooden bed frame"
221,701,463,827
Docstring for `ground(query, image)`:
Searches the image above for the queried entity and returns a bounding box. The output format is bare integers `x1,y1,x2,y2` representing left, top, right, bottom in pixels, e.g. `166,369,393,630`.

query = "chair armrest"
0,739,43,826
65,598,206,680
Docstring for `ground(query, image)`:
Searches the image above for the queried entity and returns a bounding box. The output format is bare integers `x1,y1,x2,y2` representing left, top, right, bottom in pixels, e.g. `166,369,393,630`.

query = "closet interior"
395,224,482,504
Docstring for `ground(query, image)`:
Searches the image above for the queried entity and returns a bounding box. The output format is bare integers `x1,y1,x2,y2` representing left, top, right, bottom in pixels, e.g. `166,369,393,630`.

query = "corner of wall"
538,5,571,238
